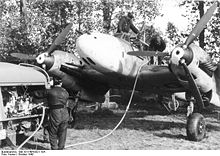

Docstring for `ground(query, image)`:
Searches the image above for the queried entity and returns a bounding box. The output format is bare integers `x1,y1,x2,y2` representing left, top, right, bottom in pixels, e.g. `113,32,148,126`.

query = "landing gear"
186,113,206,141
159,94,180,113
179,59,207,141
185,97,206,141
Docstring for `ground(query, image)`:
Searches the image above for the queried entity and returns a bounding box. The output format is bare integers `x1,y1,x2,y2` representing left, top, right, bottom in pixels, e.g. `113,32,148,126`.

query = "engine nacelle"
170,43,213,93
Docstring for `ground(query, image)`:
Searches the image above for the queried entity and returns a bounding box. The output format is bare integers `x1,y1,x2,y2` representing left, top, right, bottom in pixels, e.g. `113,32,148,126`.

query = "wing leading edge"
136,65,187,94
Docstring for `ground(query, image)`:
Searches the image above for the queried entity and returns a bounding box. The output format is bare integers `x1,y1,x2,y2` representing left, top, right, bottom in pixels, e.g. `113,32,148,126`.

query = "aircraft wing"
55,59,187,100
82,63,188,95
137,65,187,94
60,63,110,102
107,64,187,95
60,62,108,84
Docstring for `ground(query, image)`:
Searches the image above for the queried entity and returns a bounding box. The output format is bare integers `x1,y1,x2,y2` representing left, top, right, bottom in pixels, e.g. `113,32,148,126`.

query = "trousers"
48,108,69,150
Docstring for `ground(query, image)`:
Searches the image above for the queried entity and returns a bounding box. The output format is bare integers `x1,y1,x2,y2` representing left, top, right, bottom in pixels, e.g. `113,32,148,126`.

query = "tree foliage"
0,0,219,62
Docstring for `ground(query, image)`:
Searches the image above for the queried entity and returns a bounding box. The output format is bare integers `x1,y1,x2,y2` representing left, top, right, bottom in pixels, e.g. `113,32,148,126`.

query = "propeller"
184,2,218,48
127,51,169,57
170,2,218,66
170,2,218,112
10,23,73,62
47,23,73,55
10,53,36,60
128,2,218,59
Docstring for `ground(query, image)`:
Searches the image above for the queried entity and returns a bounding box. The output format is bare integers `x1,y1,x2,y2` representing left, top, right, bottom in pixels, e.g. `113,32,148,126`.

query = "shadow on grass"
73,107,220,133
17,134,49,150
21,142,49,150
0,134,49,150
206,124,220,132
73,108,186,131
154,132,186,140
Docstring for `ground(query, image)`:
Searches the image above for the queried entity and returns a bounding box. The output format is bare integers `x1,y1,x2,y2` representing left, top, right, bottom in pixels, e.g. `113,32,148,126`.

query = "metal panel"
0,62,49,87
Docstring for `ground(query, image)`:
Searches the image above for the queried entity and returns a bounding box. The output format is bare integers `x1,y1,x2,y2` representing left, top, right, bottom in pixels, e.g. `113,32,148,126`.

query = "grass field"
1,101,220,150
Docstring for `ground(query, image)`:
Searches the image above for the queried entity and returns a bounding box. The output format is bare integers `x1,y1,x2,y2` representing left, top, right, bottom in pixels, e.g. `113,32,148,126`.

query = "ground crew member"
47,79,69,150
116,12,141,46
148,34,166,65
116,12,140,35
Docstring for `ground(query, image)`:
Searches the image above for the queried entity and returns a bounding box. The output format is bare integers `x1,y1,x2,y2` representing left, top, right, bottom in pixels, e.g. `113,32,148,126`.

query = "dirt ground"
1,101,220,150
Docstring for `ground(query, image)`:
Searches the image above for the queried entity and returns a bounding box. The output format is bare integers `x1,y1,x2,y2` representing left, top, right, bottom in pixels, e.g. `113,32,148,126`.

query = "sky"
153,0,189,34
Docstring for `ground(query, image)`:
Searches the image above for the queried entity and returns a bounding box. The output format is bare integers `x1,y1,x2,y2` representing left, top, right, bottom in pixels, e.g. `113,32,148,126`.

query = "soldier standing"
47,79,69,150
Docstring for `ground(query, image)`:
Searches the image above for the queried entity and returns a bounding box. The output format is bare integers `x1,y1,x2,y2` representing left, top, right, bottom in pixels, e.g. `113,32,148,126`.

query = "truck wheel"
186,113,206,141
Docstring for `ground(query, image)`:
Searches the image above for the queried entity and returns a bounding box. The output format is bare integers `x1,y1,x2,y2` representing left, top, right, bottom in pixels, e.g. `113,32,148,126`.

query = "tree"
206,4,220,55
20,0,26,28
2,0,219,63
198,1,205,49
101,0,114,32
166,22,181,47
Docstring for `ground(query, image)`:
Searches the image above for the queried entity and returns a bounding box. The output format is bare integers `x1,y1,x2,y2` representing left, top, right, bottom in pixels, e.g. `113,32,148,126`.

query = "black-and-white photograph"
0,0,220,153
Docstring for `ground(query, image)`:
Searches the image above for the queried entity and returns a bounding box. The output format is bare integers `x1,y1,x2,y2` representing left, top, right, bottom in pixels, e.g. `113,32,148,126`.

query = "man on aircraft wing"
116,12,140,36
148,34,166,65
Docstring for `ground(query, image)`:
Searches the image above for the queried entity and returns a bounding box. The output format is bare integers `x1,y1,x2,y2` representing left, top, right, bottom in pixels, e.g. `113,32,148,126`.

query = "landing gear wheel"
186,113,206,141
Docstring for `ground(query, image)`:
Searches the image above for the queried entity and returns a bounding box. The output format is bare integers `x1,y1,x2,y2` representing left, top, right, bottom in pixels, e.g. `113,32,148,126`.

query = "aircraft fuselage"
76,33,181,93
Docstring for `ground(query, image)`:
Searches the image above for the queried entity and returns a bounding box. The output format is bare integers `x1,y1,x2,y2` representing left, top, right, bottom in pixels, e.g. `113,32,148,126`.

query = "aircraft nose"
76,33,122,72
76,33,104,63
76,34,96,56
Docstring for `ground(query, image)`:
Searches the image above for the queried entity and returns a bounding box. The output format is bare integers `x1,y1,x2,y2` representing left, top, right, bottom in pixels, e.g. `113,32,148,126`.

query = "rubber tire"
186,113,206,141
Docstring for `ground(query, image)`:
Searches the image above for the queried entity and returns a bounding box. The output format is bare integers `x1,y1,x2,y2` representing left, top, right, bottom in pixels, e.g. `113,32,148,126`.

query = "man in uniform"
116,12,140,35
116,12,140,46
47,79,69,150
148,34,166,65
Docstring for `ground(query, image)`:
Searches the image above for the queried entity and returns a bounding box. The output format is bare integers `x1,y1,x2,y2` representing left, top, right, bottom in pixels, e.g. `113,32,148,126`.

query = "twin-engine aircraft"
11,2,220,142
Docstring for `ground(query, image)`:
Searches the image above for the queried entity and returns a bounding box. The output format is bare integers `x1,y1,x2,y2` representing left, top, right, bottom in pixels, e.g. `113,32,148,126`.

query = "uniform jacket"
117,16,139,34
47,86,69,107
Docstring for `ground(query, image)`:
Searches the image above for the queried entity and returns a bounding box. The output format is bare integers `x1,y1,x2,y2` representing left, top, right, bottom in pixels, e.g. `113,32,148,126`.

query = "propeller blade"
184,2,218,47
47,23,73,54
127,51,169,57
10,53,36,60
